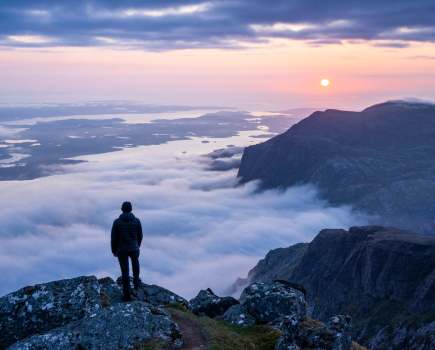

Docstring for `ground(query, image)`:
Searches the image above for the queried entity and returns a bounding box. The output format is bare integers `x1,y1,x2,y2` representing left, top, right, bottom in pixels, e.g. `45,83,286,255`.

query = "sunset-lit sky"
1,0,434,110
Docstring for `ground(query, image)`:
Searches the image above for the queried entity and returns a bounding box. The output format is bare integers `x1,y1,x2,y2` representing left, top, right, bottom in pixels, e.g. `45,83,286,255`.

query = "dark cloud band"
0,1,434,50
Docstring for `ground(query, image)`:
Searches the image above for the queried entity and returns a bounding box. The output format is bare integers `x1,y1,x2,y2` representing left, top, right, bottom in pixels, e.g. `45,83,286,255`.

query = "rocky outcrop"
189,288,239,318
202,280,353,350
276,314,353,350
234,226,435,349
275,313,307,350
240,280,307,323
3,274,359,350
0,276,101,349
307,315,352,350
8,301,183,350
222,304,257,326
113,276,189,308
238,100,435,234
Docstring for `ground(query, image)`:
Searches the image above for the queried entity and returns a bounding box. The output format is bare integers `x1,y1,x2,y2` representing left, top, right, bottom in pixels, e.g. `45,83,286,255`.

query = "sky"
1,0,434,110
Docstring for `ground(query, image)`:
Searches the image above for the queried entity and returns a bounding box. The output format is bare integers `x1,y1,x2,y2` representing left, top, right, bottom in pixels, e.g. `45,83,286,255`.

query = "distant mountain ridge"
238,100,435,234
232,226,435,350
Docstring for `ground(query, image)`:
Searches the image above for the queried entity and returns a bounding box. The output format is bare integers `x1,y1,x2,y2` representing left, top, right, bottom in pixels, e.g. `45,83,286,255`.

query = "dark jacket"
111,212,143,254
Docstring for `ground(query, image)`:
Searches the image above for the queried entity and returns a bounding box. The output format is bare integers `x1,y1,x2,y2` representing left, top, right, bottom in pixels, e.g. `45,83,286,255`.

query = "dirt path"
168,311,209,350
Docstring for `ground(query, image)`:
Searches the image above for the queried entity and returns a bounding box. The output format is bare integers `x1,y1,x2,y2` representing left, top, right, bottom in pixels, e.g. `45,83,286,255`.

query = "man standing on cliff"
111,201,143,301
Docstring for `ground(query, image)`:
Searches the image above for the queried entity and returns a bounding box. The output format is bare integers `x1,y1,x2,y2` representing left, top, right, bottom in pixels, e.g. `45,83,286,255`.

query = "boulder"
275,313,307,350
222,304,256,327
115,276,189,308
8,301,183,350
0,276,101,349
189,288,239,318
240,280,307,323
307,315,352,350
276,314,352,350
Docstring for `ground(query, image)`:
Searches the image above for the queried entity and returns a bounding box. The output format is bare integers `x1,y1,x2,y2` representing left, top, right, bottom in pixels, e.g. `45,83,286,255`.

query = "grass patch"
164,303,281,350
137,303,367,350
301,316,324,330
134,339,171,350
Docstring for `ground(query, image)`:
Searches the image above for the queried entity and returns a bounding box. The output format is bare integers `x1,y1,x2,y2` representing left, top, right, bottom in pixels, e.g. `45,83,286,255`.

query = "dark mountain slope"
233,226,435,349
238,101,435,234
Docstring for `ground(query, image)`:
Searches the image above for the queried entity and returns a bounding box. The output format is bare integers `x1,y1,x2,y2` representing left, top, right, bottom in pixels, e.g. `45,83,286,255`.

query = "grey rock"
275,338,300,350
0,276,101,349
275,313,306,350
189,288,239,318
8,301,182,350
240,280,307,323
238,100,435,234
222,304,256,327
115,276,189,308
307,315,352,350
267,315,301,331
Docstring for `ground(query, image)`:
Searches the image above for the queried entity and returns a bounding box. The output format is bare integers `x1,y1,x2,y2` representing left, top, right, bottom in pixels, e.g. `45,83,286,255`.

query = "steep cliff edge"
237,101,435,234
227,243,309,296
234,226,435,349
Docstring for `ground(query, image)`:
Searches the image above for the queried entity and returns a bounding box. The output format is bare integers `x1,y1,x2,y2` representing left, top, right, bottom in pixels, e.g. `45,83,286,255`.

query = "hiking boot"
133,278,142,290
121,293,132,302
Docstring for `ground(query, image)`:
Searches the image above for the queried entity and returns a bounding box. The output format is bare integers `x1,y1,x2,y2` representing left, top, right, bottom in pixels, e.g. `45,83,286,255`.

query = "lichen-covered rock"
189,288,239,318
0,276,101,349
307,315,352,350
222,304,257,326
115,276,189,308
240,280,307,323
275,314,352,350
275,313,306,350
275,338,300,350
8,301,183,350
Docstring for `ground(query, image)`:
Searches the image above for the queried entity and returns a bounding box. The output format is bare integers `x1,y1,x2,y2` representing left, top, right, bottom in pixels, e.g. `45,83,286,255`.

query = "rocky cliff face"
227,242,308,296
234,226,435,350
237,101,435,234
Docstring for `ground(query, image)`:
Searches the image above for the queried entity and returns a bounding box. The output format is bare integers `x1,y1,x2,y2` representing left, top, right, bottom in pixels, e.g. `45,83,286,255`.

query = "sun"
321,79,330,87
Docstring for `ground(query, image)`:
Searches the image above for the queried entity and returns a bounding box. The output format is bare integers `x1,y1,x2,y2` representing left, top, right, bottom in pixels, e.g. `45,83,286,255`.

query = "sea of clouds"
0,139,368,299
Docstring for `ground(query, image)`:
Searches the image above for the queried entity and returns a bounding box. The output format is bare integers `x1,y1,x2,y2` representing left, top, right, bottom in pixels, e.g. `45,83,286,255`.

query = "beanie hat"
121,202,132,212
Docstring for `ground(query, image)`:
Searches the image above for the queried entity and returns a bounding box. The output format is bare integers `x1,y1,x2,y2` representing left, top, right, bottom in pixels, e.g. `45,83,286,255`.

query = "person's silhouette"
111,201,143,301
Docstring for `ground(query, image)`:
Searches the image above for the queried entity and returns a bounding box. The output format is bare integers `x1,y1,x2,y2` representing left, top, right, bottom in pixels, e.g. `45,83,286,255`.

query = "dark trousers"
117,249,140,295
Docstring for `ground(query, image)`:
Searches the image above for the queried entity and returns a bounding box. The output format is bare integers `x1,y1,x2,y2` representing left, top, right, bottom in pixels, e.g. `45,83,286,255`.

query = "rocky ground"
0,275,365,350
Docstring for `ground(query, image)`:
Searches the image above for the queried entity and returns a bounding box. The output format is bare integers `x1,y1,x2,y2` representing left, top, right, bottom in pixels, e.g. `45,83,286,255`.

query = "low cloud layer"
0,1,434,50
0,141,367,299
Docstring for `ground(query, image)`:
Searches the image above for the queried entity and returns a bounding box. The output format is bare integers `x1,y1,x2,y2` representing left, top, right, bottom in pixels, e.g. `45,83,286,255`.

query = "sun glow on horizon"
321,79,330,87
